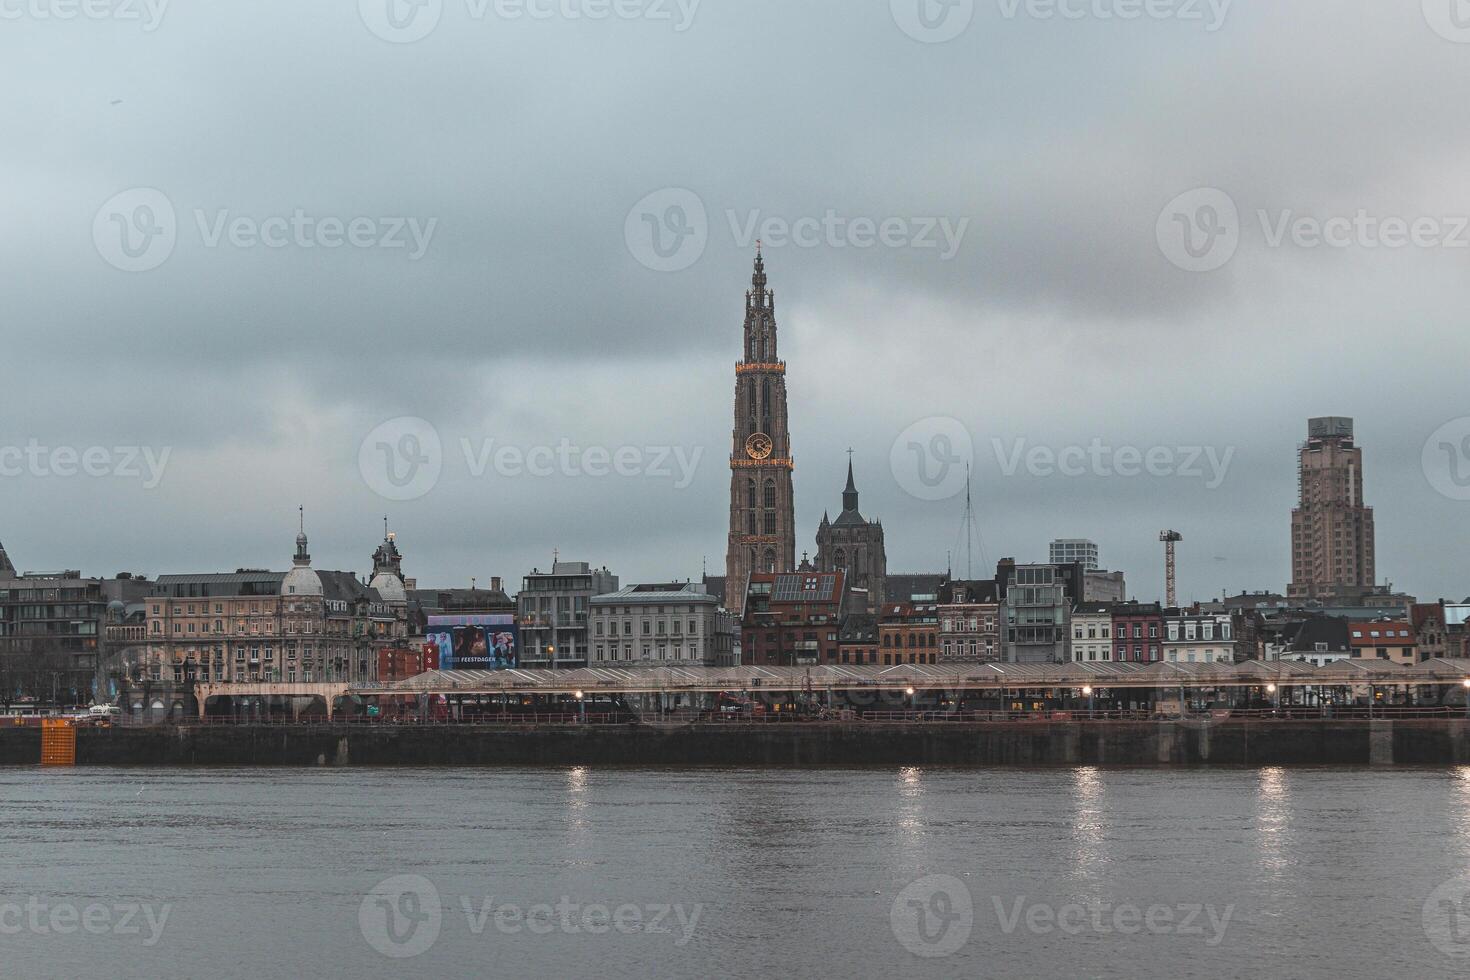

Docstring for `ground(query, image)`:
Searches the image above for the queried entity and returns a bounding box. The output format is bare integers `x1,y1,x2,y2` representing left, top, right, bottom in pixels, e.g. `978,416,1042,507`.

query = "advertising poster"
426,614,518,670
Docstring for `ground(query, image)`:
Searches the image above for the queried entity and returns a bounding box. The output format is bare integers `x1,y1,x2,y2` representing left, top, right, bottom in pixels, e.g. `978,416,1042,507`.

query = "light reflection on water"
1256,766,1294,879
1068,766,1109,890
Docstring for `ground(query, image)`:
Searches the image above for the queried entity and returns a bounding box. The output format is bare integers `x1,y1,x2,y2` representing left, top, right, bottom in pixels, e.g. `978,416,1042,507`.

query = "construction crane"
1159,531,1183,608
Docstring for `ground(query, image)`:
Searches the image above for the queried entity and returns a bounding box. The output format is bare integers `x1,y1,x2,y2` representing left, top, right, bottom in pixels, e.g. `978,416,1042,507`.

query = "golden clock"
745,432,773,460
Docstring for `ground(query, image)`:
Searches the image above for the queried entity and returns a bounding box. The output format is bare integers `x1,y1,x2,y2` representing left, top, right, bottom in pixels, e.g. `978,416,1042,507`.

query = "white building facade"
1071,604,1113,662
589,583,729,667
1163,611,1235,665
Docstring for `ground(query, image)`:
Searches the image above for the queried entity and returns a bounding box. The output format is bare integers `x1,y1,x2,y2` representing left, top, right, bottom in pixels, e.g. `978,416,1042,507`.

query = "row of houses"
7,518,1470,704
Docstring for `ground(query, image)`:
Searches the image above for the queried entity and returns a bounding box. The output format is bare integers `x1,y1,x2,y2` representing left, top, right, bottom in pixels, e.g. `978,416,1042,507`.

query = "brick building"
937,579,1001,663
1111,602,1164,663
740,570,848,666
877,598,938,666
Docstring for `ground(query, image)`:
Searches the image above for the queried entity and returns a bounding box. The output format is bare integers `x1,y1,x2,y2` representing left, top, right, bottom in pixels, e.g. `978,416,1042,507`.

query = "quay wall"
4,719,1470,767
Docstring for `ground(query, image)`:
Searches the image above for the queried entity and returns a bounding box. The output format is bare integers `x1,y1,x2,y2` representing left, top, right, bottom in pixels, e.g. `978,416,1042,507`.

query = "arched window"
747,479,757,508
763,479,776,509
746,511,756,534
763,549,777,573
764,511,776,534
833,549,846,569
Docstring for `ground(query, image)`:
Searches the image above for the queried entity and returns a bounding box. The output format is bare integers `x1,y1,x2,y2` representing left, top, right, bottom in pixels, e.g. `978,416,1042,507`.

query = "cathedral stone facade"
724,249,797,611
815,459,886,612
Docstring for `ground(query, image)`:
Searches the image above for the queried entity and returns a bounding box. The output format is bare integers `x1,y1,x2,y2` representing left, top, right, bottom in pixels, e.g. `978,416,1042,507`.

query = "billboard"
426,614,518,670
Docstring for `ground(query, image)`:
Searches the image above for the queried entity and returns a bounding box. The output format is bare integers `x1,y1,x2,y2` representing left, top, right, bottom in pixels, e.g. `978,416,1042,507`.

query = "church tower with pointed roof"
724,247,797,610
0,539,14,578
815,454,886,612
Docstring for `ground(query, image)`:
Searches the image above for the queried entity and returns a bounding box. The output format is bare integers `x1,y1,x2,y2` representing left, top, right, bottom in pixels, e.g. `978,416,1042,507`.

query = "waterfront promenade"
11,715,1470,768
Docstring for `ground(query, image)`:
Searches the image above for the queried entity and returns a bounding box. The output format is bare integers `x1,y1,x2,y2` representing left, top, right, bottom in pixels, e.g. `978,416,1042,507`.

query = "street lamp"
906,686,916,713
574,689,585,723
1082,685,1095,715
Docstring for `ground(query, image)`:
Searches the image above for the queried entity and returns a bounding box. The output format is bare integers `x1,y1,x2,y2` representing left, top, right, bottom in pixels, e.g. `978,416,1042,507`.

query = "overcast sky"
4,0,1470,603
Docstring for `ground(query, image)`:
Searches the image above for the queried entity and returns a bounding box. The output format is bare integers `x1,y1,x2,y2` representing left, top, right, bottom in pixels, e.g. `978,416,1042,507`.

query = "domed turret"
282,507,323,597
369,519,408,606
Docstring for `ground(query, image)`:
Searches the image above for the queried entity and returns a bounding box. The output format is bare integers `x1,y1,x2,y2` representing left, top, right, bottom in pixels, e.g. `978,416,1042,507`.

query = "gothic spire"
842,453,859,515
0,539,13,578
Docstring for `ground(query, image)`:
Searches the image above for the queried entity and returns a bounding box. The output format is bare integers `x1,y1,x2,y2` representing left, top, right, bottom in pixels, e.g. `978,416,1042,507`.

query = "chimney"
491,576,502,592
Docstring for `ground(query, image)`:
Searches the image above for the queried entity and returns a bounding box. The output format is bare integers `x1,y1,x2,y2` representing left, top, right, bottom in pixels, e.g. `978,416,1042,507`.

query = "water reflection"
1452,767,1470,863
563,766,591,851
1256,767,1293,879
1069,767,1108,886
896,767,927,850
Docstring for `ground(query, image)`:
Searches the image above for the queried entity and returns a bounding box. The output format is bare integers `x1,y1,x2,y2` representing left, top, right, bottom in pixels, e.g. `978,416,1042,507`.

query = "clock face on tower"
745,432,773,460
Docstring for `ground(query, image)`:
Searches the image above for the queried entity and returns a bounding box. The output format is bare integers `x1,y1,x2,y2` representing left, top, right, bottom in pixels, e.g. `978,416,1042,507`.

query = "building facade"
588,583,730,667
1289,417,1377,601
878,599,939,666
725,248,797,610
1348,619,1416,665
517,561,619,669
997,561,1079,663
1049,539,1099,571
1276,616,1352,665
1111,602,1164,664
740,570,847,666
937,579,1002,663
1071,604,1114,662
835,613,879,666
815,458,886,613
143,522,407,684
1411,603,1449,662
0,571,111,704
1162,610,1235,664
1082,569,1127,603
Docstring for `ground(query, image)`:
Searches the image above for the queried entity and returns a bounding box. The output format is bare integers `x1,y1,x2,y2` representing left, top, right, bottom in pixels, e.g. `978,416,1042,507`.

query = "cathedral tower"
815,454,887,611
725,247,796,610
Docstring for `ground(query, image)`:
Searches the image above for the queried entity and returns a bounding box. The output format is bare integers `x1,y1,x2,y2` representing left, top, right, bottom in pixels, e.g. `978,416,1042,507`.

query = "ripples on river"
0,766,1465,978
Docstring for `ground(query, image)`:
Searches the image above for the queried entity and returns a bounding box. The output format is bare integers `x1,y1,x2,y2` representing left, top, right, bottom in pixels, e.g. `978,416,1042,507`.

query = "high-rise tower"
1289,417,1376,601
725,247,796,610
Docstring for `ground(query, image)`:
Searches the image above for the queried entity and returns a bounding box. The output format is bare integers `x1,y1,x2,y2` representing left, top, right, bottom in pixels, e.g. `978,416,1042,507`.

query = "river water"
0,766,1467,978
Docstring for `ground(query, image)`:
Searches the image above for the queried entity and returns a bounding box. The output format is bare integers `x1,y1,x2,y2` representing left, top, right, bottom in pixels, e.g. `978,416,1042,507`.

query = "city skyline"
1,383,1458,606
8,3,1470,603
1,245,1460,604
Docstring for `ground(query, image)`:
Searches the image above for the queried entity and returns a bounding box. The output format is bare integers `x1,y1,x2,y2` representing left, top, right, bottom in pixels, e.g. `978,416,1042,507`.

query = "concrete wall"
4,719,1470,767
